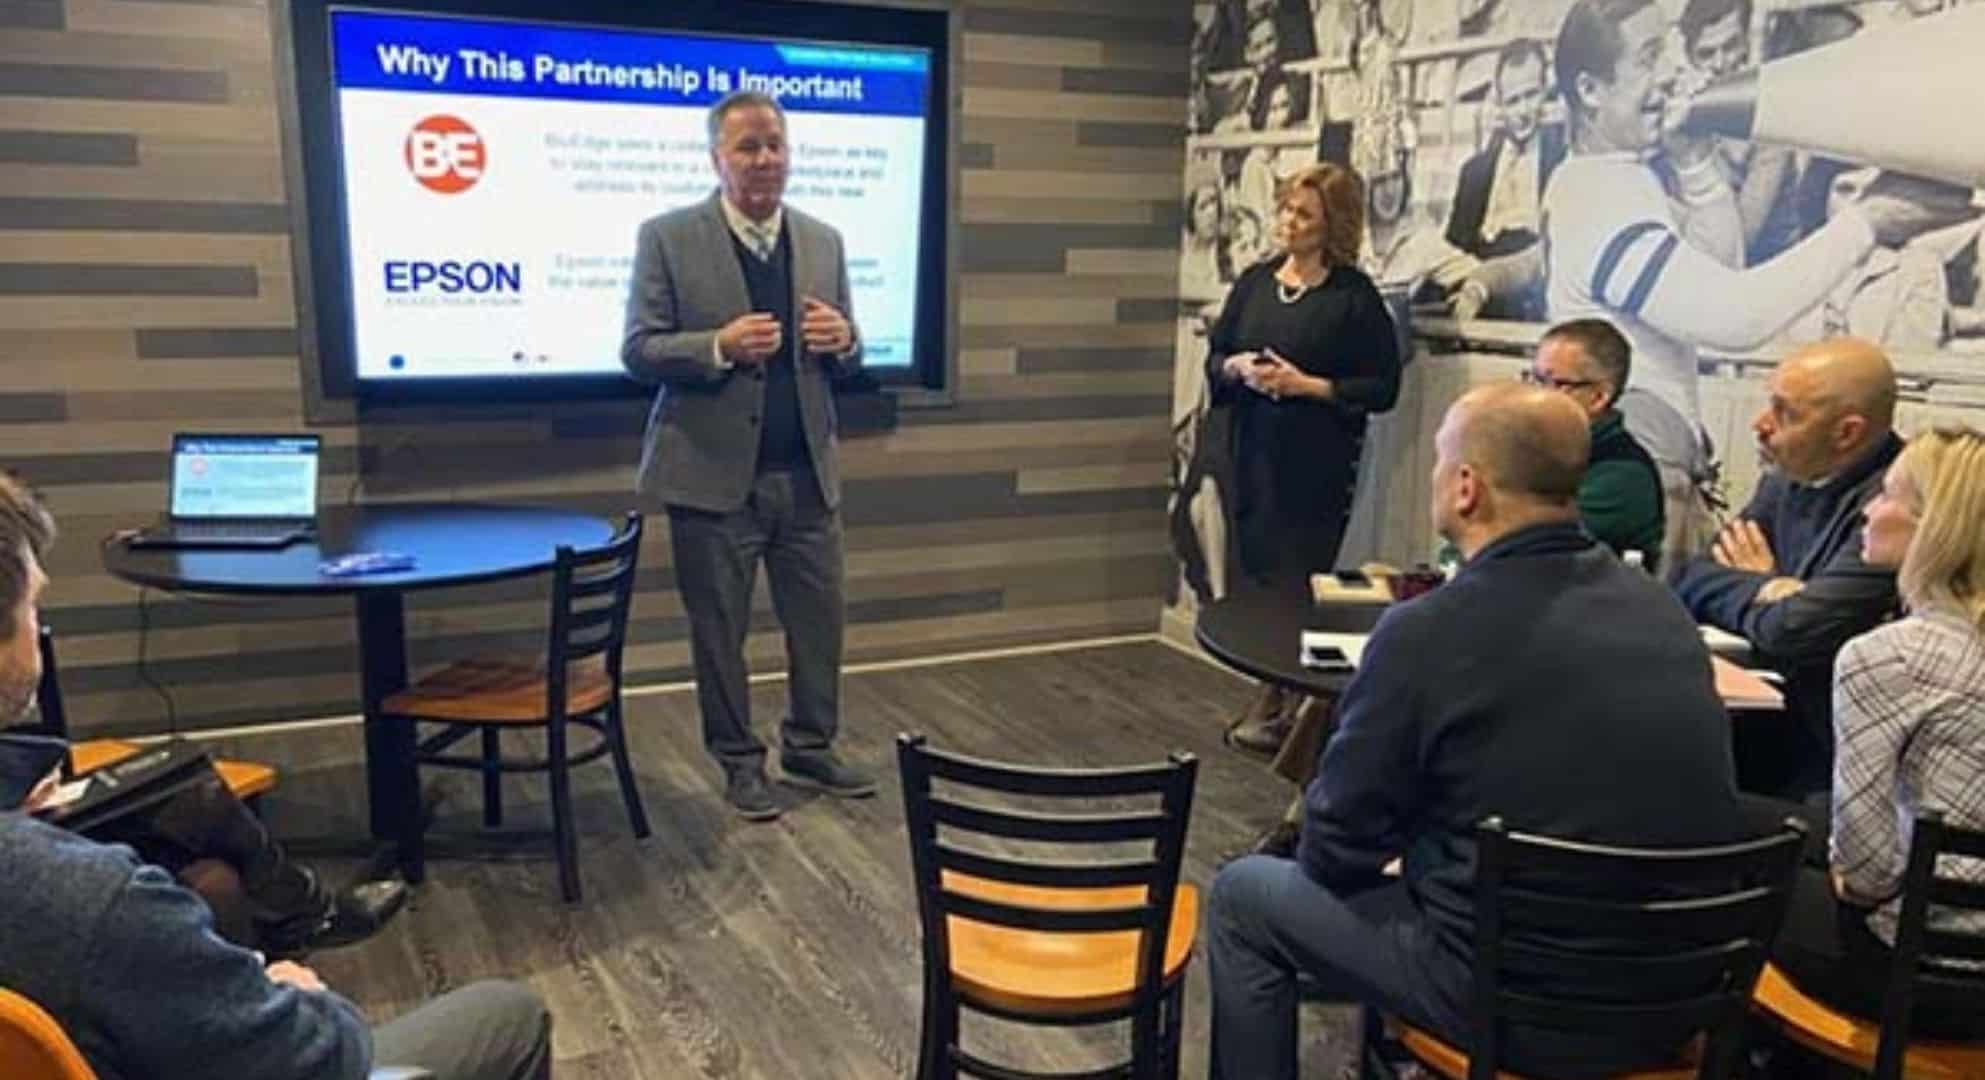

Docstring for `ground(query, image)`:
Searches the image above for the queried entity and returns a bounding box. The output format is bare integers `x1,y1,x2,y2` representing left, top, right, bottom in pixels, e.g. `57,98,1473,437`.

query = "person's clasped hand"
801,296,854,356
265,961,328,993
1245,351,1321,402
19,764,60,813
1220,350,1262,381
717,312,781,366
1711,519,1777,575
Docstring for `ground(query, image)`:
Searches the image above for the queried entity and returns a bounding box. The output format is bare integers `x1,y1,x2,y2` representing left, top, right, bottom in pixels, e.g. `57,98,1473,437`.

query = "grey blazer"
621,192,863,514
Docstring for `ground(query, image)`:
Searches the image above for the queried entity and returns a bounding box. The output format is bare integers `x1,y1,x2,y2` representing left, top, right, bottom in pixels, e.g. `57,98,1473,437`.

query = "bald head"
1754,337,1898,483
1781,337,1897,432
1442,383,1592,504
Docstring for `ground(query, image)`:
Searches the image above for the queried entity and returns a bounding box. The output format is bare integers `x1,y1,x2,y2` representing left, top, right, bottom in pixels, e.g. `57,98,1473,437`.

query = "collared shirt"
719,195,783,261
1479,134,1540,244
1832,609,1985,948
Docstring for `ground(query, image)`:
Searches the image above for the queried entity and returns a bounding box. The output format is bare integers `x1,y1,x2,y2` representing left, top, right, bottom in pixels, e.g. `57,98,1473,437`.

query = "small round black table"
1193,589,1390,698
102,503,617,880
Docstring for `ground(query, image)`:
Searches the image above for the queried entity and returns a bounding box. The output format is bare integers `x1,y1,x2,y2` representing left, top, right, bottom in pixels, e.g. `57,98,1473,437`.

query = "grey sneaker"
723,766,781,821
780,752,877,798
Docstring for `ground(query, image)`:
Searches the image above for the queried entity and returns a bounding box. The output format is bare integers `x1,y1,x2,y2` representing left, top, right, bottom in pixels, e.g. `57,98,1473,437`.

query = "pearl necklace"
1275,265,1326,304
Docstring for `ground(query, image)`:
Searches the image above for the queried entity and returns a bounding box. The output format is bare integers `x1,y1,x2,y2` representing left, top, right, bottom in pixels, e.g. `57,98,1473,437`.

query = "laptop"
127,434,321,549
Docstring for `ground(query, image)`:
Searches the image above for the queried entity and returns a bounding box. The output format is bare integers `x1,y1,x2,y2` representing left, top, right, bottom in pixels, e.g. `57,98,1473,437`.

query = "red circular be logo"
404,115,484,194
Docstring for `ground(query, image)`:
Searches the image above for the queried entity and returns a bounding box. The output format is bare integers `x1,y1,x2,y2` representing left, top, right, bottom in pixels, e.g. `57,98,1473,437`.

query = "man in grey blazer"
621,90,872,820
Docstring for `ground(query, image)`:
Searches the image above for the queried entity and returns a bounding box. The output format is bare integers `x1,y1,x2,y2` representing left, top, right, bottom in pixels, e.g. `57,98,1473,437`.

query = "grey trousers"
371,980,552,1080
667,467,846,771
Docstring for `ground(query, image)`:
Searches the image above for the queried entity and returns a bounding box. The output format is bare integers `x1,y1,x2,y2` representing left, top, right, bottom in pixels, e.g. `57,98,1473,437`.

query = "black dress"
1205,260,1400,589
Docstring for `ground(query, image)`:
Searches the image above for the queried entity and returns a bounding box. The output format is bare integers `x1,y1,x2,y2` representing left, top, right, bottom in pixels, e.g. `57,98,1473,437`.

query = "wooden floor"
216,640,1359,1078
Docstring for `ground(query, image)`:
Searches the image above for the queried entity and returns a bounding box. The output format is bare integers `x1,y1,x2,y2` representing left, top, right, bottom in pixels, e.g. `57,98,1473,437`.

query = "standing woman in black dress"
1209,161,1401,752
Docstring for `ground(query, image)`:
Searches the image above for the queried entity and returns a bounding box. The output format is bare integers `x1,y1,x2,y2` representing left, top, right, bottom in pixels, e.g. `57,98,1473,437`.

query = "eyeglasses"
1520,369,1599,393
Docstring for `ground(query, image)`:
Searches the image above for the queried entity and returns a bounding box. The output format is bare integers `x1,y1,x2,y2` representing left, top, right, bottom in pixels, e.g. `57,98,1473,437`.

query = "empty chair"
379,512,648,902
896,732,1199,1080
1752,810,1985,1080
1366,815,1808,1080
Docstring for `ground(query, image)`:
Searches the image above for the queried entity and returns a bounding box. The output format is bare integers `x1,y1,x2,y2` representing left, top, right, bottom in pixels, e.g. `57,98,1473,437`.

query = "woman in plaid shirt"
1771,424,1985,1037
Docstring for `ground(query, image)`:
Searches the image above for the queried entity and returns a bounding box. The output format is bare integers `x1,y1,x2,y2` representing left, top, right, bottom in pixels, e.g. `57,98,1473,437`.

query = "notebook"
127,434,321,549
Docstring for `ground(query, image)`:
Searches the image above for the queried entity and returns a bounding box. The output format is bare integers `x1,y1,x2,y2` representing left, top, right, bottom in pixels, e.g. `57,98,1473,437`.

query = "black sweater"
729,225,807,471
1204,261,1400,524
1301,523,1744,1075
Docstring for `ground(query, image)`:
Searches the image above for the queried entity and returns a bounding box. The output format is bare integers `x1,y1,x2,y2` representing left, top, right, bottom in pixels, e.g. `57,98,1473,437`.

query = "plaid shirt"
1831,610,1985,946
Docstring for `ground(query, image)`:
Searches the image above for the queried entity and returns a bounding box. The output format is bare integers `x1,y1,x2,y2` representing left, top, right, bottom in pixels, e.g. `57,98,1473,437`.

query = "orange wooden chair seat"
381,654,612,724
0,987,97,1080
1392,1021,1698,1080
1752,963,1985,1080
67,740,277,802
940,871,1199,1017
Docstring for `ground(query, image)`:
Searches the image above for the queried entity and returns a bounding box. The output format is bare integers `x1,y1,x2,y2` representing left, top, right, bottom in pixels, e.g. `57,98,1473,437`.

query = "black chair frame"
395,511,650,902
18,624,68,739
1364,814,1808,1080
1865,809,1985,1079
897,733,1198,1080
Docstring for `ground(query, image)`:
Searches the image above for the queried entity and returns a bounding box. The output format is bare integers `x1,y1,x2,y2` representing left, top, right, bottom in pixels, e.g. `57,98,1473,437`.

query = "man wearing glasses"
1525,319,1666,570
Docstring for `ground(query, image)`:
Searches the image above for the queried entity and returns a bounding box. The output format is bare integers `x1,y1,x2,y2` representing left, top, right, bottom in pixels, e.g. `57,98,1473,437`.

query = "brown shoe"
1227,711,1293,755
1226,685,1292,756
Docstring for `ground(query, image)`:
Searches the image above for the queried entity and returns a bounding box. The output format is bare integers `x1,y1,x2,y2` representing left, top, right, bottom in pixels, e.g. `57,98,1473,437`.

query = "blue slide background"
332,11,929,115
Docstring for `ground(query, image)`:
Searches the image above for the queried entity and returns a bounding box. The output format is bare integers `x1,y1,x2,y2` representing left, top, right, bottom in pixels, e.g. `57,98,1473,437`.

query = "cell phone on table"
1300,644,1355,674
1333,570,1371,587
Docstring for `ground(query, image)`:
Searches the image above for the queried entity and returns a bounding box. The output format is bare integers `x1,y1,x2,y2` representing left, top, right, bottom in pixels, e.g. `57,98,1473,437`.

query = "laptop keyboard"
171,522,303,541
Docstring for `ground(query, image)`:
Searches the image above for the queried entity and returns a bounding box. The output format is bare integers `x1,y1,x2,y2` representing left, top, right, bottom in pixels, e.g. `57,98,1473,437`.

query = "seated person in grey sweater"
0,485,553,1080
0,470,404,956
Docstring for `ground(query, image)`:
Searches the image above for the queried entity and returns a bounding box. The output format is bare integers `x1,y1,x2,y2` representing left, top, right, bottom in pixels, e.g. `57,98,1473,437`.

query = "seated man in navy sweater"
0,480,553,1080
1671,337,1903,797
1206,383,1746,1080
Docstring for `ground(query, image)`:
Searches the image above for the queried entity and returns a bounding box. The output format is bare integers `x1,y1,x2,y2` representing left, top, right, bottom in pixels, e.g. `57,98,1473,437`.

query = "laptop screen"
169,435,321,520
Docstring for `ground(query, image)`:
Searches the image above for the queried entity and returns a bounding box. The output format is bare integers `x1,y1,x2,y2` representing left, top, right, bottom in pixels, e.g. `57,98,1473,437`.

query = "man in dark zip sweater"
1672,337,1903,797
1208,384,1744,1080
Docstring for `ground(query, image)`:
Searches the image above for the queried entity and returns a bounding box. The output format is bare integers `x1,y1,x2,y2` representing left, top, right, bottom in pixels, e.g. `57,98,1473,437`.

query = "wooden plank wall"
0,0,1191,738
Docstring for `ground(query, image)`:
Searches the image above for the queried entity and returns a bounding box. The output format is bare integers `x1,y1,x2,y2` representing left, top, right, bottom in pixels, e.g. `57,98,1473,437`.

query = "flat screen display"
321,7,935,391
169,436,322,520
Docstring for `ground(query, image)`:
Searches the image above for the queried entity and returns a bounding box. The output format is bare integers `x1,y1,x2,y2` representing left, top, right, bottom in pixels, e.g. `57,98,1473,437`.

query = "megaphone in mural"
1681,5,1985,189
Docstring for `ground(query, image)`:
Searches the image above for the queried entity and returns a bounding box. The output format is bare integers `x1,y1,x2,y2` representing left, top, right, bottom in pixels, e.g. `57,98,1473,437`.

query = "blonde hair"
1277,162,1364,269
1895,424,1985,634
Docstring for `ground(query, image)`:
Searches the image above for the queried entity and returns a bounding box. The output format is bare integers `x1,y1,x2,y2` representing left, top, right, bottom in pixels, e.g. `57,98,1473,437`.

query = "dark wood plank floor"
213,641,1360,1078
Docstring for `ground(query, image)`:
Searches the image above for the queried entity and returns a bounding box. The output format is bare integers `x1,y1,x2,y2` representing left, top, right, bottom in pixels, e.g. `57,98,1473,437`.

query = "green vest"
1580,410,1665,571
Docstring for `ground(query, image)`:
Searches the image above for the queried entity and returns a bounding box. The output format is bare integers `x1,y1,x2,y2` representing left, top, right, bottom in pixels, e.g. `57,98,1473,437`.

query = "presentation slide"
328,10,931,382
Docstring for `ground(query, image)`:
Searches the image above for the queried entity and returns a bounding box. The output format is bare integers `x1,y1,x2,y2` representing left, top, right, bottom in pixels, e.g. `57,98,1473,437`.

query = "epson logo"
382,260,522,294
